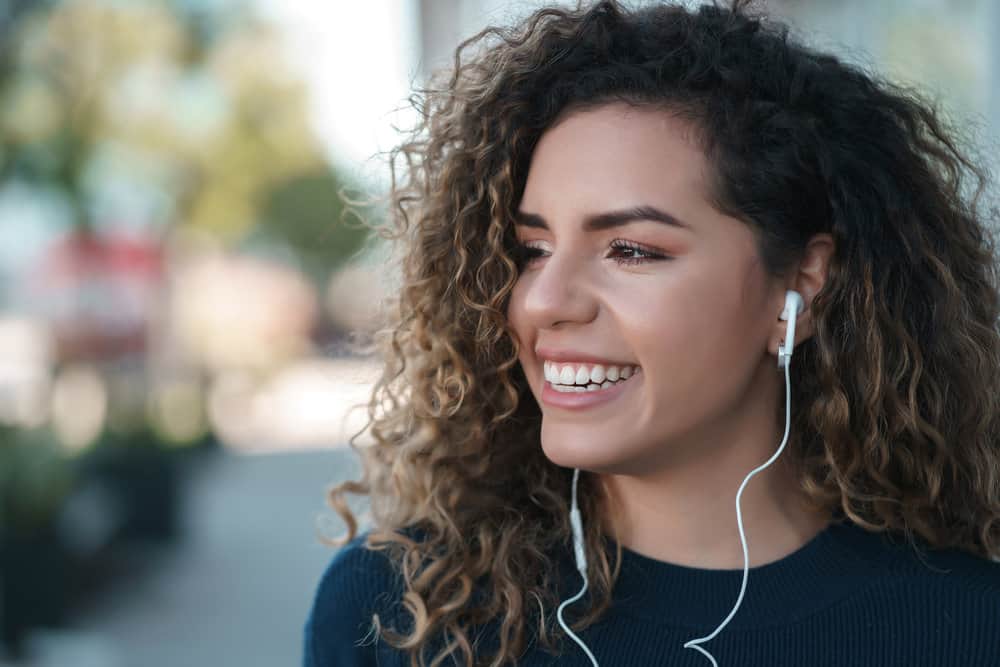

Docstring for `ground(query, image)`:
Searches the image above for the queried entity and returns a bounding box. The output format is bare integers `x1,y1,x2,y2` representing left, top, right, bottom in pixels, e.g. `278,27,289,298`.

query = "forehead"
529,104,708,186
520,103,712,211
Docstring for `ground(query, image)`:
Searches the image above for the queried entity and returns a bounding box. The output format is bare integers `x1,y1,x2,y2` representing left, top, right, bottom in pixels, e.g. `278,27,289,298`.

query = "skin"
506,102,836,569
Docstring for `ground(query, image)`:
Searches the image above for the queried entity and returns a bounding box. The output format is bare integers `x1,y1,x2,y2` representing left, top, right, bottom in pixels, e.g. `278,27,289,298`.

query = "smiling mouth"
547,368,641,393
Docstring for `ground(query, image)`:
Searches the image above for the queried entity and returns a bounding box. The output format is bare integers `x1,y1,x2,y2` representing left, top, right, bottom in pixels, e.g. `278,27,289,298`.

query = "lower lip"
540,369,642,410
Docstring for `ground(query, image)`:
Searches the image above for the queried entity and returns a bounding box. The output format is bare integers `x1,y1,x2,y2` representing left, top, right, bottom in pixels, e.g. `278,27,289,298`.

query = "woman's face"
506,103,786,474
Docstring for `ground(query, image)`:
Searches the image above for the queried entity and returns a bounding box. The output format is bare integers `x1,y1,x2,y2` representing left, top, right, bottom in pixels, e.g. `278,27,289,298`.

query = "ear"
771,233,835,356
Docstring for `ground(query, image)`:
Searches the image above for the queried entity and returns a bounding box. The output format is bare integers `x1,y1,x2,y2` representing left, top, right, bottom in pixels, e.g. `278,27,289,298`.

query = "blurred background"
0,1,996,665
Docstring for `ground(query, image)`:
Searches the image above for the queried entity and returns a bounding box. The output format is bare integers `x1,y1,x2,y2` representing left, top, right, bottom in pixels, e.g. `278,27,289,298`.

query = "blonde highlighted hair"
319,1,1000,665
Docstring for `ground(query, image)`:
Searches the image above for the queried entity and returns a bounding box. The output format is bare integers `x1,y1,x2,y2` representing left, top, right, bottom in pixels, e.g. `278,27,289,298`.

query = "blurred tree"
0,0,369,286
0,422,77,655
256,167,371,287
0,423,74,536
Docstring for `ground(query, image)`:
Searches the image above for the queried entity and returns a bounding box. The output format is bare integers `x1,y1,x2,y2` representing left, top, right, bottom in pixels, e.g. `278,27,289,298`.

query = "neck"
599,460,831,569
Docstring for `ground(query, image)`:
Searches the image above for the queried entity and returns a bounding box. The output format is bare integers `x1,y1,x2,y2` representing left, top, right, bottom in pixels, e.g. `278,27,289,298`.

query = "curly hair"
317,1,1000,665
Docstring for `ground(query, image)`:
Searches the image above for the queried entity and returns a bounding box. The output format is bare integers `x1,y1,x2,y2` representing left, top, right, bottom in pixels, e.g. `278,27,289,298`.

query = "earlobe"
789,315,814,350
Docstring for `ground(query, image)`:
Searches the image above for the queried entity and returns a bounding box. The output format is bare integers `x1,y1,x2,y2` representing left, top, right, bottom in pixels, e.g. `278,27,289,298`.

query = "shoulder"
890,538,1000,594
886,547,1000,658
310,529,406,609
881,539,1000,628
829,525,1000,657
303,529,409,667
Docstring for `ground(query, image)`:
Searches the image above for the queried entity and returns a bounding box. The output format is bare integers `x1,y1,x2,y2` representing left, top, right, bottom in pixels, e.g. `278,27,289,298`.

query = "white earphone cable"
558,290,802,666
559,467,600,666
681,358,792,665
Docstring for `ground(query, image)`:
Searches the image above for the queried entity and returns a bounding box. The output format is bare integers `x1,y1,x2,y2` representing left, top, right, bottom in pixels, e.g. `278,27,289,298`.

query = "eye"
512,239,671,268
512,242,546,267
607,239,670,265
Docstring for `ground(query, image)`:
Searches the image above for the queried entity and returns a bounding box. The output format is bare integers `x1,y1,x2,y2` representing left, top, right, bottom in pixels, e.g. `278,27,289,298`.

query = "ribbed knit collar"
571,518,905,631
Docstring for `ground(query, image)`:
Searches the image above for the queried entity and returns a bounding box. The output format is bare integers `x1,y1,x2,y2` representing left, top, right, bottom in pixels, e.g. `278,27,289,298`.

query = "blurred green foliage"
256,168,372,285
0,423,75,536
0,0,370,286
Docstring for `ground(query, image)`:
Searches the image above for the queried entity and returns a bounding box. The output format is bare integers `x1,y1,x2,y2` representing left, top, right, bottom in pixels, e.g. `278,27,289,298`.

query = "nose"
517,247,598,329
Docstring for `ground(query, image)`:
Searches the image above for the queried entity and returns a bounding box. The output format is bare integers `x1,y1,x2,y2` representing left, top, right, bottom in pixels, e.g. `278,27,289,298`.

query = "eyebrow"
513,205,690,232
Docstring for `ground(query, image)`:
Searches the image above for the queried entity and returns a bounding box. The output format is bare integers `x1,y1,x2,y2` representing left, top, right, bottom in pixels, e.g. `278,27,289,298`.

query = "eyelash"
513,239,671,267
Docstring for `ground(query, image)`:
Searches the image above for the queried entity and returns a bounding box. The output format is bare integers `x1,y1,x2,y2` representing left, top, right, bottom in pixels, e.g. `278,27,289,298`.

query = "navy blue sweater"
303,519,1000,665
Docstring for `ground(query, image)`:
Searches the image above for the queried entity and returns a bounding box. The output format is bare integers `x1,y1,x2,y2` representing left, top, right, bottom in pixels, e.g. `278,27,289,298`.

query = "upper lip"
535,347,639,367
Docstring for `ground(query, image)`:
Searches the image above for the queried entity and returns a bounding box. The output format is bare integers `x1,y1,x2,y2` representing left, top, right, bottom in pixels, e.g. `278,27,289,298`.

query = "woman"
303,1,1000,665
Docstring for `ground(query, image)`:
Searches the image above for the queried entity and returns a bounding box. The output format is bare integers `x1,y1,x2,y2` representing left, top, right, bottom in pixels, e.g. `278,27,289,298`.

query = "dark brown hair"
320,1,1000,665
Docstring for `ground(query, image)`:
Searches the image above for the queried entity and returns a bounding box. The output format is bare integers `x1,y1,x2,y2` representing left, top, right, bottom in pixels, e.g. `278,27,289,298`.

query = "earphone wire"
560,293,801,666
681,356,793,666
558,467,600,666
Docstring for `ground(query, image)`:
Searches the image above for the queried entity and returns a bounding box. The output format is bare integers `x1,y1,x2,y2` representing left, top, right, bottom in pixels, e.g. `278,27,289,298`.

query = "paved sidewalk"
10,447,366,667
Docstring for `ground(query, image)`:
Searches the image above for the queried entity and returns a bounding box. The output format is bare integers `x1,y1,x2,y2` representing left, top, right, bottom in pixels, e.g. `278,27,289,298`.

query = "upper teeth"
543,361,639,385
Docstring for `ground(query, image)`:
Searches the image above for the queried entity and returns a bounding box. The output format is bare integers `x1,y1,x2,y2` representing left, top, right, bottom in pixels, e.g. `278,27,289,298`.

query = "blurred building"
416,0,1000,175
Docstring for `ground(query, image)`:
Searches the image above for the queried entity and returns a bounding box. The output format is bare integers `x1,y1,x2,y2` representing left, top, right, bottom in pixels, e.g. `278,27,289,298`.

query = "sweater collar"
564,518,902,630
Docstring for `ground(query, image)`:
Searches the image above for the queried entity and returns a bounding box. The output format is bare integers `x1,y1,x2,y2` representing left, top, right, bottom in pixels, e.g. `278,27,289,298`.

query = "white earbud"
777,290,805,368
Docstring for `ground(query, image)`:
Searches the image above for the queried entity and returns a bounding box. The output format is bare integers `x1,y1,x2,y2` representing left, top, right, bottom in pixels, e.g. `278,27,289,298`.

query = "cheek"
625,284,700,352
505,284,525,337
505,282,533,363
639,282,764,407
625,282,729,411
505,278,525,321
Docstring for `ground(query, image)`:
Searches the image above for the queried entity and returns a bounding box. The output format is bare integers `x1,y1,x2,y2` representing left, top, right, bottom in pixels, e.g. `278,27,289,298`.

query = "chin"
539,431,620,472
